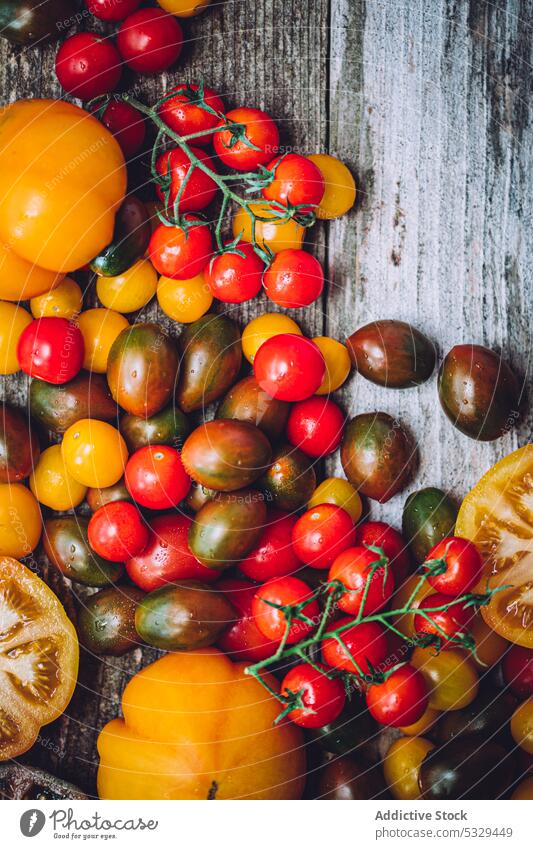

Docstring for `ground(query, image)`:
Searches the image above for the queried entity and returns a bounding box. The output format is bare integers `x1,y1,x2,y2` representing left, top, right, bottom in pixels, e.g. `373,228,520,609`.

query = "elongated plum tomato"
158,84,224,145
366,665,428,728
254,333,325,402
149,218,213,279
155,146,218,213
252,576,319,644
503,646,533,698
205,242,264,304
357,521,411,583
281,663,346,729
216,578,280,662
292,505,356,570
321,619,389,674
262,153,324,213
98,100,145,159
286,396,344,458
88,501,148,562
214,107,279,171
414,594,473,648
264,249,324,309
117,9,183,74
125,445,191,510
329,545,395,616
55,33,122,100
86,0,142,21
239,510,301,582
17,317,84,384
423,536,483,597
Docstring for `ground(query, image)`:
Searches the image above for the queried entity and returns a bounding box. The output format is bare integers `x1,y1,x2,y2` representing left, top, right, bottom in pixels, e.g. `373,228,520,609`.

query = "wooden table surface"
1,0,531,795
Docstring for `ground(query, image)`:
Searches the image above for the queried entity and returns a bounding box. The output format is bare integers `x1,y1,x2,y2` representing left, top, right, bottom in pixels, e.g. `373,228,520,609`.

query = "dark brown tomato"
260,444,316,511
346,320,436,389
216,376,291,441
185,481,217,512
188,489,268,569
43,517,123,586
0,404,40,483
86,478,132,512
77,586,144,656
438,345,520,441
90,195,151,277
419,737,515,799
176,314,242,413
402,487,458,563
0,0,74,46
310,692,379,759
341,412,416,502
106,323,179,418
181,419,271,492
119,405,191,453
436,686,516,744
29,372,117,434
317,756,388,800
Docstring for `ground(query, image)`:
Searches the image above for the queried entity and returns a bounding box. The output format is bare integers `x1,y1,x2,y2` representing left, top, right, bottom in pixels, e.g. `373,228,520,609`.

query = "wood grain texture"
0,0,531,795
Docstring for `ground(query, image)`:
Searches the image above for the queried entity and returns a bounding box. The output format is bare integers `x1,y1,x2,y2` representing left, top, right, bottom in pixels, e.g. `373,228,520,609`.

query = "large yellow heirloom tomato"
0,484,42,558
0,100,126,282
62,419,128,489
97,648,306,800
0,301,32,374
30,445,87,511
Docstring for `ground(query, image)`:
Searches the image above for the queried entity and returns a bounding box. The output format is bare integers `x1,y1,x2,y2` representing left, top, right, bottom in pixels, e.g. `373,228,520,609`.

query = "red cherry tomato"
17,317,84,384
357,521,411,584
328,546,395,616
254,333,325,402
286,396,344,458
263,249,324,309
239,510,301,582
281,663,346,729
97,100,145,159
213,107,279,171
155,146,218,214
125,445,191,510
414,593,473,648
88,501,148,562
55,33,122,100
292,505,356,570
86,0,141,22
149,217,213,279
117,9,183,74
216,578,279,662
262,153,325,213
366,665,428,728
126,513,216,591
503,646,533,698
205,242,264,304
321,618,389,675
252,576,319,644
424,536,483,597
158,84,225,146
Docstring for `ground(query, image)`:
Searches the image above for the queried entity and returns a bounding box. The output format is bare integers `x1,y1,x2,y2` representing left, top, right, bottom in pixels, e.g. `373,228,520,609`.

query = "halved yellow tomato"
456,444,533,648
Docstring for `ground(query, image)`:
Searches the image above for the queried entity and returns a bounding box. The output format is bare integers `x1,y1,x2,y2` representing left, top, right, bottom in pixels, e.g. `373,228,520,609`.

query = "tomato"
30,277,82,320
0,484,42,557
321,618,389,675
262,154,324,213
312,336,352,395
511,699,533,754
415,594,473,648
239,510,301,582
125,445,191,510
17,317,84,384
78,308,129,373
398,705,441,736
411,646,479,711
503,646,533,698
254,333,325,402
0,404,40,484
157,272,213,322
149,218,213,279
468,613,509,669
357,521,411,583
62,419,128,489
96,260,158,313
88,501,148,562
307,154,356,220
29,444,86,511
205,242,264,303
366,665,428,728
286,396,344,458
233,202,305,255
241,313,302,364
0,302,32,375
329,546,394,616
55,33,122,100
0,246,64,303
86,0,142,20
281,663,345,729
263,249,323,309
117,9,183,74
156,146,218,213
292,505,356,570
384,736,434,800
424,536,483,597
512,777,533,800
214,107,279,171
126,513,216,591
158,83,224,145
98,99,145,159
216,578,279,662
252,576,319,644
391,573,435,639
156,0,212,16
308,477,362,523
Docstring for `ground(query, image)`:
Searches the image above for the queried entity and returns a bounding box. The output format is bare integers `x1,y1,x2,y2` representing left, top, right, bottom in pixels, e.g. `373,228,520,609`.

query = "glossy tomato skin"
262,154,324,213
414,594,473,648
117,9,183,74
424,536,483,597
252,576,319,644
239,510,301,581
156,146,218,213
357,521,411,583
98,100,145,159
158,84,224,145
216,578,280,662
17,318,84,384
503,646,533,698
281,663,346,729
149,218,213,279
286,396,344,458
292,504,356,570
55,33,122,100
125,445,191,510
366,665,428,728
254,333,325,402
88,501,148,562
322,618,389,675
263,249,324,308
205,242,264,304
214,107,279,171
87,0,142,20
260,444,316,512
329,545,395,616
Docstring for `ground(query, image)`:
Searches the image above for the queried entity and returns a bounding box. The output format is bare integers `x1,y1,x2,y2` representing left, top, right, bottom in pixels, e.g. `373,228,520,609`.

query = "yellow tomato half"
97,260,158,313
0,484,42,558
61,419,128,488
30,277,83,320
242,313,302,364
384,736,434,800
308,477,362,522
233,202,305,255
157,273,213,323
78,308,129,373
0,301,32,374
308,154,356,220
312,336,352,394
30,444,87,511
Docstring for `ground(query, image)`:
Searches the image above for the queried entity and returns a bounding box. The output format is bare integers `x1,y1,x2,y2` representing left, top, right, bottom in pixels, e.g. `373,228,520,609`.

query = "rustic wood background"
0,0,531,796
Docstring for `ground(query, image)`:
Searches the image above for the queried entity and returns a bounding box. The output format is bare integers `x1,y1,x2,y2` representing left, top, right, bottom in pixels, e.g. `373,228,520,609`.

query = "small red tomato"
424,536,483,597
149,217,213,279
357,521,411,583
205,242,264,303
17,317,84,384
216,578,280,662
239,510,301,582
55,33,122,100
328,546,395,616
86,0,141,22
281,663,346,729
158,84,225,146
98,100,145,159
262,153,325,213
88,501,148,562
263,249,324,309
155,146,218,213
414,593,473,647
321,618,389,675
366,665,428,728
213,107,279,171
503,646,533,699
254,333,325,402
292,505,356,570
125,445,191,510
117,9,183,74
252,576,319,644
286,396,344,458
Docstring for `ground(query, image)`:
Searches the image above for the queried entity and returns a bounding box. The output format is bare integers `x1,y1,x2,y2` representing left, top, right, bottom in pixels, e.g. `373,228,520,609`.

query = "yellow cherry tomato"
233,202,305,255
78,308,129,373
30,277,83,320
242,313,302,364
308,154,356,220
157,273,213,323
156,0,211,15
468,613,509,669
61,419,128,489
0,301,32,375
96,260,158,314
0,484,42,557
399,705,441,736
29,444,87,511
312,336,351,394
511,699,533,755
384,736,434,800
0,242,64,302
411,647,479,711
308,477,362,522
512,777,533,799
